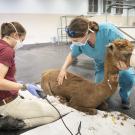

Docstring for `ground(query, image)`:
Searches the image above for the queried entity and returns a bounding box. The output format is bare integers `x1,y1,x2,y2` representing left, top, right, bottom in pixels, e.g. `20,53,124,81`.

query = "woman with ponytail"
57,17,135,109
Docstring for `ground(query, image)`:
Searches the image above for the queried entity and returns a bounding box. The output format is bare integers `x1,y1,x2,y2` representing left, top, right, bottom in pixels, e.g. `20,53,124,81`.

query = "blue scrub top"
70,22,125,70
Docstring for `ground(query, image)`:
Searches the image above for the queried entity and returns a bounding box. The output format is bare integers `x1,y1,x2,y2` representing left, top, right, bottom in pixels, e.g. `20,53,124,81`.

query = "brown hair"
1,22,26,38
67,17,99,38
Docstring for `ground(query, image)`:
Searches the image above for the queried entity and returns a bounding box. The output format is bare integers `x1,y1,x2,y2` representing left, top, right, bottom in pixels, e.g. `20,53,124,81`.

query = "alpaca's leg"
97,101,109,111
68,98,97,115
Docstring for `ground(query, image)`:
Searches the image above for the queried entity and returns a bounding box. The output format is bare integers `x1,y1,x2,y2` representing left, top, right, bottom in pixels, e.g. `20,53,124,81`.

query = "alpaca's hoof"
97,102,109,111
87,109,97,115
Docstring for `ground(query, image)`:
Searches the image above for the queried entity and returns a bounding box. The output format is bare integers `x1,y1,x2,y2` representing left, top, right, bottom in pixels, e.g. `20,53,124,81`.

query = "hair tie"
88,24,94,33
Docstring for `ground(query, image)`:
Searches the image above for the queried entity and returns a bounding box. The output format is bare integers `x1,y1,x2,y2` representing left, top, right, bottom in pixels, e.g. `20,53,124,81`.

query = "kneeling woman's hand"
57,69,67,85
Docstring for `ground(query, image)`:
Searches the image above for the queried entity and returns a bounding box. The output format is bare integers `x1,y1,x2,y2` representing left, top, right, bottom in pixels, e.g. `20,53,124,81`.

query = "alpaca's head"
106,39,134,70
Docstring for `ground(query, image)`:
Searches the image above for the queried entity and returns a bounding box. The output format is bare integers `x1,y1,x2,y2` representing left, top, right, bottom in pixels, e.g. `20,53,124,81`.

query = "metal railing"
117,26,135,43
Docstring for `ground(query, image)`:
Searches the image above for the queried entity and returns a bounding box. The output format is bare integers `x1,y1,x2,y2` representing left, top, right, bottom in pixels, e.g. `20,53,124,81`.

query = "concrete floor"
1,43,134,134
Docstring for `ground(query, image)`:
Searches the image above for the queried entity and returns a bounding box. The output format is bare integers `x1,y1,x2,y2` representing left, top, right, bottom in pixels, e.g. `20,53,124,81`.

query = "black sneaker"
121,100,131,110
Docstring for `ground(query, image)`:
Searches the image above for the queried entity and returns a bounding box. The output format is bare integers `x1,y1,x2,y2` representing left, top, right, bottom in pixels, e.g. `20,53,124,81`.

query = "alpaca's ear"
107,43,116,54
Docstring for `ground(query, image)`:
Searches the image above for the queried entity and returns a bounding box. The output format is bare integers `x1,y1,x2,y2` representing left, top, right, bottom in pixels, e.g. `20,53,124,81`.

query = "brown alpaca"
41,39,134,115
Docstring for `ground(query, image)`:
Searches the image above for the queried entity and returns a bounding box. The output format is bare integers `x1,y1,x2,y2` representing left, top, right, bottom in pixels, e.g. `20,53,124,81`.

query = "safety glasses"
65,27,94,38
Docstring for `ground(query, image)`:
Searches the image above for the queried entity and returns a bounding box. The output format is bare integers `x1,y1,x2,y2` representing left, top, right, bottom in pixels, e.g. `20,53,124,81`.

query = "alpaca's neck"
102,52,119,95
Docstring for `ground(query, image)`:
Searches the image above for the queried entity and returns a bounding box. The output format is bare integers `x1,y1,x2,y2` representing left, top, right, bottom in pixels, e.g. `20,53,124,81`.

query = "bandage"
130,48,135,67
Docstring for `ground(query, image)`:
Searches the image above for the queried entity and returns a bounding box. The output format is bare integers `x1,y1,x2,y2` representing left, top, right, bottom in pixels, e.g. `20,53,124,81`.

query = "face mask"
130,48,135,67
15,40,23,50
72,33,90,46
71,27,94,46
72,40,87,46
7,36,23,49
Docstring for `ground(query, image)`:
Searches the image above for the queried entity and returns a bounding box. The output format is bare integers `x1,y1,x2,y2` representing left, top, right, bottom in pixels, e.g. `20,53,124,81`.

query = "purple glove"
26,84,41,97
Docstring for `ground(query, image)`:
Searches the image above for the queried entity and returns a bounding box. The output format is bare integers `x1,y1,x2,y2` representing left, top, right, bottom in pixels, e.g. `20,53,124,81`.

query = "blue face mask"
72,36,95,48
70,28,94,46
72,40,87,46
72,33,90,46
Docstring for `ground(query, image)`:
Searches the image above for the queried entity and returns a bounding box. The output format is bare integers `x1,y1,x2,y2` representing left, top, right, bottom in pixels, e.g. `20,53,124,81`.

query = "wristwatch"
21,84,27,91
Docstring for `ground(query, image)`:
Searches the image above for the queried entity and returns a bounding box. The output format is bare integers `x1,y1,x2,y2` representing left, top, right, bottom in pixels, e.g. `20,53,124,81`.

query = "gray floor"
1,43,134,134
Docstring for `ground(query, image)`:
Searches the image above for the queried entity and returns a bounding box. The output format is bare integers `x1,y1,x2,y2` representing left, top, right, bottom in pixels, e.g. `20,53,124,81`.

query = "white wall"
0,0,88,15
0,0,88,44
0,0,134,44
0,14,61,44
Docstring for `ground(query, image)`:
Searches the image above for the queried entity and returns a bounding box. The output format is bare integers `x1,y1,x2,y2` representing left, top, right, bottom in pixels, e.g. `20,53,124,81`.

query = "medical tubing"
43,95,74,135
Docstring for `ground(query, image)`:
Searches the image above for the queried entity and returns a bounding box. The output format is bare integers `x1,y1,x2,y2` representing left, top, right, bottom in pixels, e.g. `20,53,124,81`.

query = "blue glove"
26,84,41,98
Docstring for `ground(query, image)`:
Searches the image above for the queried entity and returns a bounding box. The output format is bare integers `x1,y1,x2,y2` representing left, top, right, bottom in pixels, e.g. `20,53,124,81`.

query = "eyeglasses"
65,27,94,38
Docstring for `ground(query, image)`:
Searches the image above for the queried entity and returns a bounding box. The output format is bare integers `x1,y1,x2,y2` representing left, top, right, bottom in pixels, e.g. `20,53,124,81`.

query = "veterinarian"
0,22,59,129
57,17,135,109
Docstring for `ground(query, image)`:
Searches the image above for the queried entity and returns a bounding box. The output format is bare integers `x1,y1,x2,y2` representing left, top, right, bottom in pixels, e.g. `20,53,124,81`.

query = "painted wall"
0,0,88,15
0,0,134,15
0,14,61,44
0,0,88,44
0,0,134,44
